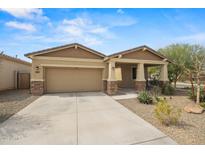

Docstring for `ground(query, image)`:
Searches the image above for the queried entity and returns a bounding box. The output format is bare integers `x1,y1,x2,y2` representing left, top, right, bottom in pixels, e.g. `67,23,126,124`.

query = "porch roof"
108,45,172,63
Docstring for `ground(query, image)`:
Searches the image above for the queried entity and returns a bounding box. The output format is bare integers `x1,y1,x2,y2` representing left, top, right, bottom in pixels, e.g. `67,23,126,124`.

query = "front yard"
0,88,204,144
0,90,39,123
118,89,205,144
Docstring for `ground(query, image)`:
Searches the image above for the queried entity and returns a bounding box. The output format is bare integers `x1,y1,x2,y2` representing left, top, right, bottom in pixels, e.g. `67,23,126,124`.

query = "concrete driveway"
0,92,176,144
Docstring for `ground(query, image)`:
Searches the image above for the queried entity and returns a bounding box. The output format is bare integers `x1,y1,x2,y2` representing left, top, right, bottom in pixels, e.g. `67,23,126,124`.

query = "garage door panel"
46,68,102,93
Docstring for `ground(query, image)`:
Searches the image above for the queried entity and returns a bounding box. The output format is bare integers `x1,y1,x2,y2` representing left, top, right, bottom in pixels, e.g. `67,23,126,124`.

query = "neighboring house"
25,43,169,95
0,53,31,91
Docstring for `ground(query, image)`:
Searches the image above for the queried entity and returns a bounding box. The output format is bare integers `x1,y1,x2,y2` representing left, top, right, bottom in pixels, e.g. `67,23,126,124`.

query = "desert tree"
190,45,205,104
159,44,191,88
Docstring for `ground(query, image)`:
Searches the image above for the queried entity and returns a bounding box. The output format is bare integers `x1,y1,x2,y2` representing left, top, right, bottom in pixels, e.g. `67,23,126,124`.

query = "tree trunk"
196,72,200,104
189,72,195,98
174,80,177,88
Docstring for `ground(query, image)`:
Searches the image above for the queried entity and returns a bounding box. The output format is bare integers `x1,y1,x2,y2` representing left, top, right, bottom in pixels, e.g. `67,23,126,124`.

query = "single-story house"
0,53,31,91
25,43,169,95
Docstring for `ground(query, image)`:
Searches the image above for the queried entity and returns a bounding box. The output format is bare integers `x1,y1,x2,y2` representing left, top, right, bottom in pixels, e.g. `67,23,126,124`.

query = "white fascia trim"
31,79,44,81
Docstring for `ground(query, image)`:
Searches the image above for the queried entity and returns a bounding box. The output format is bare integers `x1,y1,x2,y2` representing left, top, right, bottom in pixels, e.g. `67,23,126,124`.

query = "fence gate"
18,73,30,89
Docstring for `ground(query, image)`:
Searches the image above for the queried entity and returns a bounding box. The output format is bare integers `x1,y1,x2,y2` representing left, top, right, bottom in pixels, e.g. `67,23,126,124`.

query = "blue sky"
1,8,205,61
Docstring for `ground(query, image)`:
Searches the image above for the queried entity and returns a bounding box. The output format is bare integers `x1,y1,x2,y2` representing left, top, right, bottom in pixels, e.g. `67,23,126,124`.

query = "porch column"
108,61,116,81
159,63,169,86
144,66,148,80
135,63,146,91
107,61,118,95
31,65,44,95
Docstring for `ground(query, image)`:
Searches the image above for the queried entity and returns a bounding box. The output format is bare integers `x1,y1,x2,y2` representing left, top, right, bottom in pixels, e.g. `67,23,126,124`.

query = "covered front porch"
105,59,169,95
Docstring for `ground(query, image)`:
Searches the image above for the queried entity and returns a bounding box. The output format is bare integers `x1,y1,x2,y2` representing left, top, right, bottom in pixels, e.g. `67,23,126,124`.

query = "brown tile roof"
0,53,31,66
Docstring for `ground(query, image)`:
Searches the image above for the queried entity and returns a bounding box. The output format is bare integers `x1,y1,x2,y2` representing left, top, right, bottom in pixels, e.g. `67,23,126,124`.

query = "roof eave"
24,43,106,58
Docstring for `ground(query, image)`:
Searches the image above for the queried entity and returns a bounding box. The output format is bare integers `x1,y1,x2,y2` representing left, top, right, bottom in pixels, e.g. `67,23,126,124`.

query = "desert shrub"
150,86,161,103
161,83,175,95
137,91,153,104
154,99,181,126
200,102,205,109
188,86,205,102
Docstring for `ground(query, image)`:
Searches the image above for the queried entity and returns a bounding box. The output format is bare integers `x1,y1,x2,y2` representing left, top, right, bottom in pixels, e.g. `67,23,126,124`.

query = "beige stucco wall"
38,47,103,59
122,49,163,61
0,58,31,91
103,63,108,80
31,46,106,81
31,58,105,81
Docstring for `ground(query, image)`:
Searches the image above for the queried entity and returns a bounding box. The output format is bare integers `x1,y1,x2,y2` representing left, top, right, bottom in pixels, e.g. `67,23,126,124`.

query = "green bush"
161,83,175,95
188,86,205,102
137,91,153,104
154,99,181,126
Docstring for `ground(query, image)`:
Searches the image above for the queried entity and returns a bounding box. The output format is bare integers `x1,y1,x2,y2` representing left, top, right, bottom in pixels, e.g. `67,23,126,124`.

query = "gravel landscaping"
118,89,205,144
0,90,39,123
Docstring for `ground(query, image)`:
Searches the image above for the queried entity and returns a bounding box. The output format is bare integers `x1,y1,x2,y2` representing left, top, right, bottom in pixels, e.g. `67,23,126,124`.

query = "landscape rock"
184,103,204,114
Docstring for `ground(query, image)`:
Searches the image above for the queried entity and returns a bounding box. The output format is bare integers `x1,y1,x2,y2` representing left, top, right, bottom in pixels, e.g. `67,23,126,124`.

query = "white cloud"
176,33,205,42
90,27,107,34
5,21,36,32
117,9,124,14
63,25,83,37
83,37,102,46
0,8,48,21
57,17,113,45
4,12,137,47
111,16,136,27
62,17,91,27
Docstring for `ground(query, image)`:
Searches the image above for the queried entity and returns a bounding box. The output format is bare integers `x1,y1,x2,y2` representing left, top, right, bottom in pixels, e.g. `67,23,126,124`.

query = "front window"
132,67,136,80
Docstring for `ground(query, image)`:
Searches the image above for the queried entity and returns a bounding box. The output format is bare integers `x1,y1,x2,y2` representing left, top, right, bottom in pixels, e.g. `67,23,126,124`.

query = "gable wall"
38,47,103,59
122,49,163,61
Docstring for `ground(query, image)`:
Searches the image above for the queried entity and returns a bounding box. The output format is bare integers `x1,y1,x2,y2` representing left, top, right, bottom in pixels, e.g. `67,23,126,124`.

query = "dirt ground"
118,89,205,145
0,90,39,123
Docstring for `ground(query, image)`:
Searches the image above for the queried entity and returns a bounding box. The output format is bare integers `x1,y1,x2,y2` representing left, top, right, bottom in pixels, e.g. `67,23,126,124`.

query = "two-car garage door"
45,67,103,93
